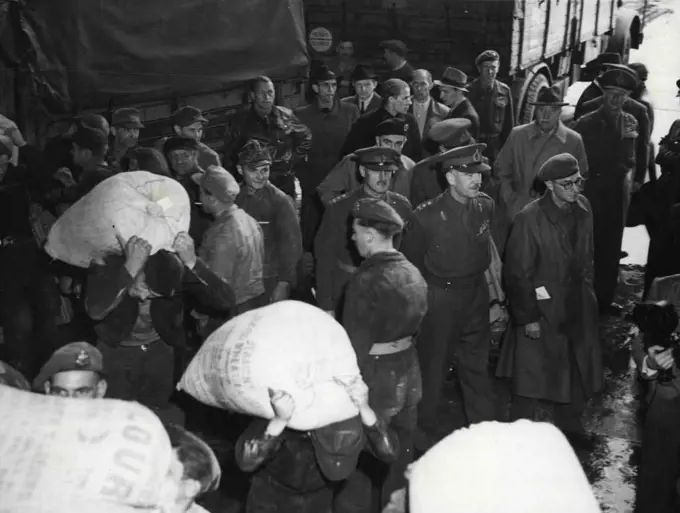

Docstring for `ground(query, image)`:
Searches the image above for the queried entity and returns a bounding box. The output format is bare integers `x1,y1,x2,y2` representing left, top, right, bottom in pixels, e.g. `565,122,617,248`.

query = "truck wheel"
519,74,550,125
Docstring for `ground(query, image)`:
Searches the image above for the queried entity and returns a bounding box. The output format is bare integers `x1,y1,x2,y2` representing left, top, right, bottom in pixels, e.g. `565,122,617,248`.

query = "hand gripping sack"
45,171,190,268
178,300,363,431
0,385,177,512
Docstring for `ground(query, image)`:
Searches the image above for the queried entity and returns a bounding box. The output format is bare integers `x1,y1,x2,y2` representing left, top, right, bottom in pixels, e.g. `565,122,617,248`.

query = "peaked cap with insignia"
430,143,490,174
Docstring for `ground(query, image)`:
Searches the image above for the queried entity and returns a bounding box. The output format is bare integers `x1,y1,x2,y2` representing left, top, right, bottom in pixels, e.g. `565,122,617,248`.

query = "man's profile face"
45,370,106,399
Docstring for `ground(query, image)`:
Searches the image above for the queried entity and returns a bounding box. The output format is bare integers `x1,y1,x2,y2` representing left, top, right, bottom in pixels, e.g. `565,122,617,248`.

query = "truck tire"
519,74,550,125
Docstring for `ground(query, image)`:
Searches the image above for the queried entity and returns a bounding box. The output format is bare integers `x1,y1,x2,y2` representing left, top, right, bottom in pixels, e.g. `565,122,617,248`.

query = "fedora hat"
528,86,568,107
351,65,378,82
311,64,337,83
434,67,469,92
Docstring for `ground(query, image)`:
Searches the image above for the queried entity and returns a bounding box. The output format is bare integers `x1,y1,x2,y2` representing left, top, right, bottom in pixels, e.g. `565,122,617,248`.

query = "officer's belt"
369,336,412,356
337,261,358,274
423,269,485,290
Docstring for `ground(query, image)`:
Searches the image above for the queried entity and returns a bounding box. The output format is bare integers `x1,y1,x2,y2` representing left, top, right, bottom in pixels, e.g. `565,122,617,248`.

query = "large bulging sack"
45,171,190,268
0,385,177,512
178,300,362,431
409,420,601,513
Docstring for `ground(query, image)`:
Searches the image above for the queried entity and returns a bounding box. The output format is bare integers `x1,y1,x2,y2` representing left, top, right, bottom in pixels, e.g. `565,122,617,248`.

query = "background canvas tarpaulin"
12,0,308,112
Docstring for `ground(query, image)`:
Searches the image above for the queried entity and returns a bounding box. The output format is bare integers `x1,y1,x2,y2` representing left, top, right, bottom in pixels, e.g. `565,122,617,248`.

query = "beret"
33,342,104,391
352,197,405,233
536,153,580,182
475,50,500,67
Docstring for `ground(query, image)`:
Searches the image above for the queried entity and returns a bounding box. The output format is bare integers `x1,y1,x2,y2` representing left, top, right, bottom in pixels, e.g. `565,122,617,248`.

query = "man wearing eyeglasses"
33,342,107,399
497,153,603,436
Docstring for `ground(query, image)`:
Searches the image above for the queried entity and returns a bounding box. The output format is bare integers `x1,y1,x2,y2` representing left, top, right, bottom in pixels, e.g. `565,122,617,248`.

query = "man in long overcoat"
496,153,603,435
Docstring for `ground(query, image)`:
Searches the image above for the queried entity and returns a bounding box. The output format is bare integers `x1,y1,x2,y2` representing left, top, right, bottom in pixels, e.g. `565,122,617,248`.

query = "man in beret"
573,67,639,315
223,75,312,201
467,50,514,164
315,146,412,317
379,40,415,85
578,65,650,187
497,153,603,435
409,69,449,140
573,52,623,120
341,78,423,162
318,118,416,205
436,67,480,139
410,118,477,208
235,139,303,304
296,65,359,254
335,197,428,511
192,165,265,335
109,107,144,170
155,106,221,171
401,143,496,444
495,86,588,250
34,342,108,399
342,65,382,115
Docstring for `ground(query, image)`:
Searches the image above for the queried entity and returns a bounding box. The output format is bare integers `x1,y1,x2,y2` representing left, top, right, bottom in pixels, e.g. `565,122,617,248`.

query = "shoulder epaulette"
414,197,437,212
276,105,294,116
329,190,355,205
388,191,410,204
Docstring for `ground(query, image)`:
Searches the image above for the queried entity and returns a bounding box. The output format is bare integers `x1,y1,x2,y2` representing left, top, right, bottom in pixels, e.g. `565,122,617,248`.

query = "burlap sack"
178,300,362,431
0,385,177,512
45,171,190,268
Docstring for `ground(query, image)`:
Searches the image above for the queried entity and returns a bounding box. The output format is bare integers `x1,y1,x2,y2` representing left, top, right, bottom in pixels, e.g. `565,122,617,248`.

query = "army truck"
303,0,649,123
0,0,310,151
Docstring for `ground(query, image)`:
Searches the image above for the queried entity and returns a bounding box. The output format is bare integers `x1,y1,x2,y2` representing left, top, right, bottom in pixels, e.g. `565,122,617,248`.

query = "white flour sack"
45,171,190,268
178,300,363,431
0,385,176,512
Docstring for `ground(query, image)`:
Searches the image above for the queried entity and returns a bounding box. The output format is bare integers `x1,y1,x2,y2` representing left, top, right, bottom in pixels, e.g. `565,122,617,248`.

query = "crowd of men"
1,36,680,513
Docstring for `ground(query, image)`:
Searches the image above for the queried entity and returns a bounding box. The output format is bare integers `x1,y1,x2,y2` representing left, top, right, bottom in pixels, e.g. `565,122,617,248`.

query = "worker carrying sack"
45,171,190,268
178,300,363,431
0,385,179,512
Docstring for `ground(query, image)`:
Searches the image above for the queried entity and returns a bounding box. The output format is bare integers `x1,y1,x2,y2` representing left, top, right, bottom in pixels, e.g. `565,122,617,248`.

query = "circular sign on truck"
309,27,333,53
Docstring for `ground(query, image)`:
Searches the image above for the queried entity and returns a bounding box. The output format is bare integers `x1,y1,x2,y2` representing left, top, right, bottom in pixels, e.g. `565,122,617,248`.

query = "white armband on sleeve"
640,355,659,379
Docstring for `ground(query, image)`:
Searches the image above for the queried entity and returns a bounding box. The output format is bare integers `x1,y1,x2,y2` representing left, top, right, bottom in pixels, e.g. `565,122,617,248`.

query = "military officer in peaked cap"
573,66,639,315
315,146,412,319
401,143,496,445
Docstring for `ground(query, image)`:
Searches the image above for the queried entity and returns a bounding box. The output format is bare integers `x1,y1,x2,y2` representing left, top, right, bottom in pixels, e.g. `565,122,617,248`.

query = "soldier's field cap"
352,197,405,234
33,342,104,391
192,165,240,202
238,138,273,166
475,49,500,67
164,136,200,154
172,106,208,127
374,117,408,137
380,39,408,57
429,118,473,147
599,67,638,92
537,153,580,182
112,107,144,129
72,126,108,150
432,143,490,174
351,146,400,172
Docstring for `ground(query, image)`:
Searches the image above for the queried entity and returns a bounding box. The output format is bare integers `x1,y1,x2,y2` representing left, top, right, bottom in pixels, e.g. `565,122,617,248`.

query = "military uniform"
401,144,495,434
315,148,412,314
573,67,639,312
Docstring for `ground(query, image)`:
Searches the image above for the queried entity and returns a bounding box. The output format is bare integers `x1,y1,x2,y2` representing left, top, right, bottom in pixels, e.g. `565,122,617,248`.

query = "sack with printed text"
178,300,363,431
0,385,178,513
45,171,190,268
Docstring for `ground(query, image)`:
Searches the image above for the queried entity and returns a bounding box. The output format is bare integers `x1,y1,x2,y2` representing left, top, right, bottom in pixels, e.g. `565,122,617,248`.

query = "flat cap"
112,107,144,129
374,117,408,137
164,136,200,154
475,49,500,67
192,165,241,203
33,342,104,391
428,118,473,148
599,67,638,92
352,197,405,234
351,146,400,172
537,153,580,182
172,106,208,127
72,126,108,150
238,138,273,166
380,39,408,57
431,143,490,174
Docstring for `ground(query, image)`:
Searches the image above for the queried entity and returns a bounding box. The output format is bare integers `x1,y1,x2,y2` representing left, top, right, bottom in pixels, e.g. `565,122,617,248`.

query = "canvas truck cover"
8,0,308,112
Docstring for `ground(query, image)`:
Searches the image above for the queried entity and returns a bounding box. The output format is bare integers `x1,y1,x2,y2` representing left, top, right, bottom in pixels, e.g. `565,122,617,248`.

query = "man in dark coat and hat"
436,67,480,139
342,65,383,115
573,52,623,120
497,153,603,435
